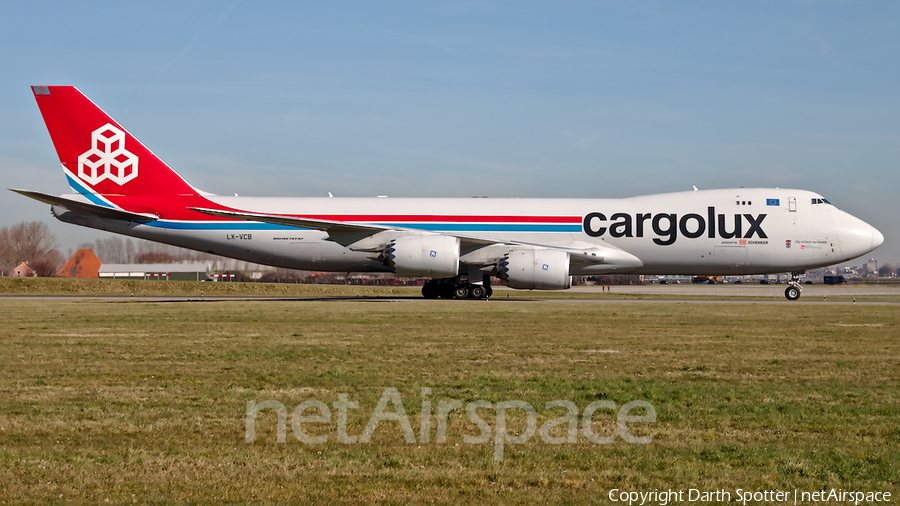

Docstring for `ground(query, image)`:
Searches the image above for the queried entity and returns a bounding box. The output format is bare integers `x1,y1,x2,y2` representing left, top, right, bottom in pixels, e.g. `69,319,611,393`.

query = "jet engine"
384,235,460,277
498,248,571,289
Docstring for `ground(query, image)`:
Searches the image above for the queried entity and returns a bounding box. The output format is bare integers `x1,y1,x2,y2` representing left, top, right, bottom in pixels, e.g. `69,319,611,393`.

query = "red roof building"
56,249,102,278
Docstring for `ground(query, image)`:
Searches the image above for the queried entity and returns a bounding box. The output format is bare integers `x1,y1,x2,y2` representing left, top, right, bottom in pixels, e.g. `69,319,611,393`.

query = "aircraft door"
788,197,797,212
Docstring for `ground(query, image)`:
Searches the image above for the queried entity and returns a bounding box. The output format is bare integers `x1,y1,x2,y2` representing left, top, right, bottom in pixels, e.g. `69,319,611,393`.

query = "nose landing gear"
784,271,805,300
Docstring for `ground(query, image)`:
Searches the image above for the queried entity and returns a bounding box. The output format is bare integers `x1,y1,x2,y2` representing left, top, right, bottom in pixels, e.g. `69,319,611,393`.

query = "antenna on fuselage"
692,185,699,191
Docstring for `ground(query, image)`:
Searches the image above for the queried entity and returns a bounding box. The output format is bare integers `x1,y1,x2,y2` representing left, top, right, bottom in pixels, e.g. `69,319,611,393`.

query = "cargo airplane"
13,86,884,300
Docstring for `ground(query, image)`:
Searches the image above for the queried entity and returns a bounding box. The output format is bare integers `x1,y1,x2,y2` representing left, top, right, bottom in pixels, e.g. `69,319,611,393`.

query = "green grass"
0,295,898,503
0,276,423,298
3,277,900,302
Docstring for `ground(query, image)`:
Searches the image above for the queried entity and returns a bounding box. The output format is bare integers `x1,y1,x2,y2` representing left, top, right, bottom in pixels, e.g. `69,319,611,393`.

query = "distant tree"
92,236,128,263
30,249,65,277
135,251,178,264
0,227,13,275
10,221,57,265
258,269,305,284
878,264,894,277
0,221,59,275
125,238,135,263
223,270,251,282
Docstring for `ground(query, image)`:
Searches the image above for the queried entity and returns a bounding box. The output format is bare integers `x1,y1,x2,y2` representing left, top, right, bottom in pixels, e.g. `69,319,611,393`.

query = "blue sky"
1,1,898,265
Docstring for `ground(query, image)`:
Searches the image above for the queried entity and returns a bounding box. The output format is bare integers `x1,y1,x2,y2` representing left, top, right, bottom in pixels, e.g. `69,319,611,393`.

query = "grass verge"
0,297,897,503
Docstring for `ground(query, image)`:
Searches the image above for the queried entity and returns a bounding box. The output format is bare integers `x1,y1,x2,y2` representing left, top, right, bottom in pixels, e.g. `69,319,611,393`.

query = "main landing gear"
422,277,493,300
784,271,804,301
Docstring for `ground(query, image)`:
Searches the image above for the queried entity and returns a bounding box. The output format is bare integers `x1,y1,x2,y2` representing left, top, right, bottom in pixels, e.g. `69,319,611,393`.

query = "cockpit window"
811,198,831,205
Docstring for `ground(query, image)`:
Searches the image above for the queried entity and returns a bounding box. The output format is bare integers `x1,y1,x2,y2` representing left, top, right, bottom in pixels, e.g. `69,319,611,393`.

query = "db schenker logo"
77,124,138,185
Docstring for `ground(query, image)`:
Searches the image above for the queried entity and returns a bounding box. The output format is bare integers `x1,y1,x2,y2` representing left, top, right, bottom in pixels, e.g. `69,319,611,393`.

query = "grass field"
0,284,898,503
3,277,900,302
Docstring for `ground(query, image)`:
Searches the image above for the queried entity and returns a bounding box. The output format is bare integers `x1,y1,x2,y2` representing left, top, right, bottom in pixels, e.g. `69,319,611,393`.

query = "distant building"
98,263,212,281
13,262,36,278
865,258,878,275
57,249,102,278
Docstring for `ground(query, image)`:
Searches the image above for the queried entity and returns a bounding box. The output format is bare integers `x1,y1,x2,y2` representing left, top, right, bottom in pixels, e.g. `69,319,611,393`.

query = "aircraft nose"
834,211,883,259
872,226,884,249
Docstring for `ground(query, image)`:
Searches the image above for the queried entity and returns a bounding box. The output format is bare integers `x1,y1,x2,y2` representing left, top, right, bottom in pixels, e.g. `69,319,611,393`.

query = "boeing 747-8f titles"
14,86,884,300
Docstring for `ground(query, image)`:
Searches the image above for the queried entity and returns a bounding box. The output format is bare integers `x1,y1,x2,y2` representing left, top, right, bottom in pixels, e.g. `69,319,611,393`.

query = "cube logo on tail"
77,124,138,186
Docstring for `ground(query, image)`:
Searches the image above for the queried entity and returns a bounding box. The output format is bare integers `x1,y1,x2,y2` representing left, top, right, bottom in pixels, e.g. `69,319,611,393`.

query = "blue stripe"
65,174,115,209
141,220,580,232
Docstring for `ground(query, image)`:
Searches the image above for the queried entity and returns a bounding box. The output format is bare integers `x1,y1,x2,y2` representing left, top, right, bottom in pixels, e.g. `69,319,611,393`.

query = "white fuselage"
54,188,881,277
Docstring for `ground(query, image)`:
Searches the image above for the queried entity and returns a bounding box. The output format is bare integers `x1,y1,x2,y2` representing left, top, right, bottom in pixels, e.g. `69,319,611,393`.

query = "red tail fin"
32,86,197,198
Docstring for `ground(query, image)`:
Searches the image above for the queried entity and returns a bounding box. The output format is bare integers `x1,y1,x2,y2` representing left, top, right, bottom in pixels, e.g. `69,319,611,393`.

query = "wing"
188,207,387,234
187,207,641,268
187,207,500,248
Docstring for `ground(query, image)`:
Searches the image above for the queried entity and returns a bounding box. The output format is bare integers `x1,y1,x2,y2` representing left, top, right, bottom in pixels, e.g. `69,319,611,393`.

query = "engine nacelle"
386,235,460,277
498,248,571,290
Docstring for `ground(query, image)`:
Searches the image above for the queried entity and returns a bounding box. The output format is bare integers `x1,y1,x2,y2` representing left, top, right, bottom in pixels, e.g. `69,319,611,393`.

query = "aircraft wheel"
785,286,801,301
470,285,486,299
438,283,455,298
453,284,471,299
422,282,439,299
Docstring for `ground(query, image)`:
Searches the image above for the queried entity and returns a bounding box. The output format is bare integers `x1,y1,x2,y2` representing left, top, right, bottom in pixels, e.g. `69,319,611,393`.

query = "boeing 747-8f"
14,86,884,300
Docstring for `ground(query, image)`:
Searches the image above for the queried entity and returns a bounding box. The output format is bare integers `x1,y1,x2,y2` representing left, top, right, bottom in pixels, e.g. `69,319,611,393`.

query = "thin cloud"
154,0,243,79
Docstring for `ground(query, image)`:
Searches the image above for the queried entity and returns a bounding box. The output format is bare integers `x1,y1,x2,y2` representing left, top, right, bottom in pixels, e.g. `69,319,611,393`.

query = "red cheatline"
283,214,582,223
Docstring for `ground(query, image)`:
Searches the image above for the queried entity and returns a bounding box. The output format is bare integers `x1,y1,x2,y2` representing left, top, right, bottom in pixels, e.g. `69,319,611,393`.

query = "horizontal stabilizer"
10,189,158,222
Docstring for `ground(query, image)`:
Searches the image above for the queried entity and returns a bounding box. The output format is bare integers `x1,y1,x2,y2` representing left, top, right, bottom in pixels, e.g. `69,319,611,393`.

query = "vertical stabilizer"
31,86,198,199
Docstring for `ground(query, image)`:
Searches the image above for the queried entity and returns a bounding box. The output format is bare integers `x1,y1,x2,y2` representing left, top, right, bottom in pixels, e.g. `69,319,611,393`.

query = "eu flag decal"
766,198,780,206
